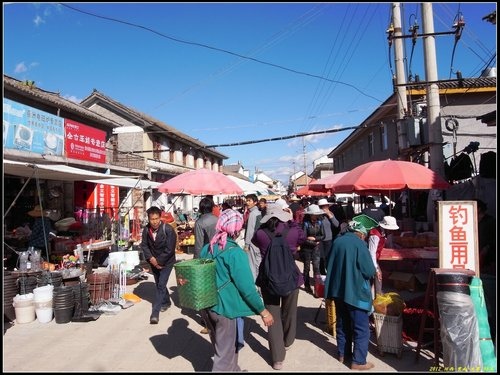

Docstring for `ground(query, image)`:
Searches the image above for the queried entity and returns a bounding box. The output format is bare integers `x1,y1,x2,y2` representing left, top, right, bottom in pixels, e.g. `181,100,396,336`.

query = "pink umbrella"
332,160,450,192
157,168,244,196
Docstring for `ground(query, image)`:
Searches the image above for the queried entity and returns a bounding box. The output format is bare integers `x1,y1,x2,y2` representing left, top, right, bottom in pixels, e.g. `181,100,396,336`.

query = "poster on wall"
438,200,479,275
65,119,107,163
3,98,64,155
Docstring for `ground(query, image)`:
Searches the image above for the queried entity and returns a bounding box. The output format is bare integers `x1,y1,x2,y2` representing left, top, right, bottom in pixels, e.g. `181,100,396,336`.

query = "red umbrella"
157,168,244,195
295,184,328,197
332,160,450,193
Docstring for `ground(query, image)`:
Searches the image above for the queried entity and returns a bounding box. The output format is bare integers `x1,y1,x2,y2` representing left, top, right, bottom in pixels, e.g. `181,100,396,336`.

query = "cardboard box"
389,272,417,292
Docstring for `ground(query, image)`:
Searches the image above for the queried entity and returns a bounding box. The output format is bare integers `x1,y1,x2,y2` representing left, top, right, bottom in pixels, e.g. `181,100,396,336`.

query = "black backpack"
256,227,299,296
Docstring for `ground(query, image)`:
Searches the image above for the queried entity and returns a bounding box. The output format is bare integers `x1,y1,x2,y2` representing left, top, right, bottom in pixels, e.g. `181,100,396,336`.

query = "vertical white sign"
438,201,479,275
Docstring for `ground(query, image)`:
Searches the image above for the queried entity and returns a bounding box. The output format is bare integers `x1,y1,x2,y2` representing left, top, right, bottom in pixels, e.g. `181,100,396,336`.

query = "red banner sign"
65,119,107,163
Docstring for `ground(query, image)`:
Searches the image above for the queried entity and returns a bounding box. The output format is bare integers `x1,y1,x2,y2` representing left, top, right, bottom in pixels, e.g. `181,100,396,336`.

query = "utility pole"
302,137,308,188
422,3,445,179
392,3,409,150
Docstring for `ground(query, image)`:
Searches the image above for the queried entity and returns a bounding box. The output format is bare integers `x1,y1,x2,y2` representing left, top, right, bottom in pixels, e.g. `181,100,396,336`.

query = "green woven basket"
352,214,379,231
174,259,217,311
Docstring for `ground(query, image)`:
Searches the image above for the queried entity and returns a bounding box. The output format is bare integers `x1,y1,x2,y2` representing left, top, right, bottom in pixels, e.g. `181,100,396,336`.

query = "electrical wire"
59,3,383,103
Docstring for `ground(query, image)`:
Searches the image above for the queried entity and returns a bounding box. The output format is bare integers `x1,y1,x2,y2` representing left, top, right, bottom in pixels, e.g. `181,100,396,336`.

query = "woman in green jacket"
200,208,274,372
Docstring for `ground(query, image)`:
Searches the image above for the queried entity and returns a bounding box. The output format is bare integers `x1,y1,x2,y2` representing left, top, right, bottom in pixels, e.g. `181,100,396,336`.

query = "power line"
123,125,360,154
60,3,383,103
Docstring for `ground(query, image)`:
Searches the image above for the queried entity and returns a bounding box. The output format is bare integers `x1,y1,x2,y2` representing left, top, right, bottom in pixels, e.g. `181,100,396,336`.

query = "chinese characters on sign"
65,119,107,163
3,98,64,155
438,201,479,275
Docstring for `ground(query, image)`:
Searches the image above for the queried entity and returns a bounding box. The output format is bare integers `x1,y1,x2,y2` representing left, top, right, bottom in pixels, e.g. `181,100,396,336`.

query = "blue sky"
3,3,496,185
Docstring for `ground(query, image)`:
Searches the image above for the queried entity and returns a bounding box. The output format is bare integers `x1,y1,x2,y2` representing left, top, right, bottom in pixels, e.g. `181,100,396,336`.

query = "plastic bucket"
54,306,74,324
33,285,54,301
34,299,53,309
35,307,53,323
13,293,34,307
436,272,472,295
14,304,36,324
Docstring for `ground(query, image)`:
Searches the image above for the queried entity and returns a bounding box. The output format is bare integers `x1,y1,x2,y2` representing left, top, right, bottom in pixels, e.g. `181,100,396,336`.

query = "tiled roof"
80,90,227,159
3,74,119,128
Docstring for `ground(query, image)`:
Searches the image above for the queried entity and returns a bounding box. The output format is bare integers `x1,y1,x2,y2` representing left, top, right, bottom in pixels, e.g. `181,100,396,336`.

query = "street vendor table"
379,247,439,291
82,240,113,263
379,247,438,261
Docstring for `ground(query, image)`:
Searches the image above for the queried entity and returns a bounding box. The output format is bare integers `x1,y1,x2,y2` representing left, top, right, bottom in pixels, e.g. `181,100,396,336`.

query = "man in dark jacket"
140,206,177,324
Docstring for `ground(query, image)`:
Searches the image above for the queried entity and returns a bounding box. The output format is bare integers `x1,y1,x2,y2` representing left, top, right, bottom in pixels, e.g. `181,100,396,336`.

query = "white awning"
85,177,162,189
3,159,125,181
227,175,269,195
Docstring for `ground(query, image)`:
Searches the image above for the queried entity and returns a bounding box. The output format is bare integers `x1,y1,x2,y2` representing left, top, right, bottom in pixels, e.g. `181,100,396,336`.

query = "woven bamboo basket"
174,259,217,311
325,298,336,337
373,312,403,358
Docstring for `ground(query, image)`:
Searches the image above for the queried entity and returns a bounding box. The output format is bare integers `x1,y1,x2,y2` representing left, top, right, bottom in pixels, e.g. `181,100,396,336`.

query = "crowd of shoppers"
142,193,488,372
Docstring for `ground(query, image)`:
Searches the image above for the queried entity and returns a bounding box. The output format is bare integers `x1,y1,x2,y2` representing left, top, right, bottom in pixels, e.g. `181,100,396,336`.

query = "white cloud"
14,62,27,73
33,15,45,26
63,95,82,104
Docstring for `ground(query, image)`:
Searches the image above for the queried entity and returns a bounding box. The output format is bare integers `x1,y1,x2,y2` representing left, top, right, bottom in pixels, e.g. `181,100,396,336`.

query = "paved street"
3,253,439,372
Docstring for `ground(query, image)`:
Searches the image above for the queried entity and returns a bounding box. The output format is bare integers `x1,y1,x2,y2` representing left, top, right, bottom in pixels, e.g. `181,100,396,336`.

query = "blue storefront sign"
3,98,65,155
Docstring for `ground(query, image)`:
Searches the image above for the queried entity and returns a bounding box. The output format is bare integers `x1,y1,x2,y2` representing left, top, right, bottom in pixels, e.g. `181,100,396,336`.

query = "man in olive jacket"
140,206,177,324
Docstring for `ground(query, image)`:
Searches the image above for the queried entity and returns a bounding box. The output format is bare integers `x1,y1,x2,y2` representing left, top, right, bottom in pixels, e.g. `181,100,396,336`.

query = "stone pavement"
3,253,439,372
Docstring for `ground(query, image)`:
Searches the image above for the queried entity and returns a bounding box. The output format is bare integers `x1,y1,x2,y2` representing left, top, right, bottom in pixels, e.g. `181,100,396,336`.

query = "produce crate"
325,298,336,338
373,312,403,358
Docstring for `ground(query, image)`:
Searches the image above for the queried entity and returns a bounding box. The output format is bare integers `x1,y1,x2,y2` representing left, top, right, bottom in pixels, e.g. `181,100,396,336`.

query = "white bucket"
33,285,54,302
14,304,36,324
34,300,53,309
13,293,34,307
35,308,53,323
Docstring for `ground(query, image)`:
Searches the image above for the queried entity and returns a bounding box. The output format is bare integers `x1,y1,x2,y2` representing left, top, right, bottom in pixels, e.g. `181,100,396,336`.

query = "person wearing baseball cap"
324,218,376,370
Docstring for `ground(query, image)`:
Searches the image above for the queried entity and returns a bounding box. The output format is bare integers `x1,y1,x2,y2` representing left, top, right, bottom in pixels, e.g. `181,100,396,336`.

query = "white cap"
274,198,289,210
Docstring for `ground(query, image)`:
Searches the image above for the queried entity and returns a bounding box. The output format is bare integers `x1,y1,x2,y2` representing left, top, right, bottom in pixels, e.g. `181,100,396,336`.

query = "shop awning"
226,175,269,195
3,159,125,181
85,177,162,189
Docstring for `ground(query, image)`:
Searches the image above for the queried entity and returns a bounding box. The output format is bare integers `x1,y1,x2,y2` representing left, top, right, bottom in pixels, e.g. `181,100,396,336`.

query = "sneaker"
272,362,283,370
161,303,171,312
200,327,209,334
338,356,344,364
351,362,374,371
150,315,159,324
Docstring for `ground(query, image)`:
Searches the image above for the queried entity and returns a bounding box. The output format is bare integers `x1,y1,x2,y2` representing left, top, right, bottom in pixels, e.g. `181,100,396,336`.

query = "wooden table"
379,247,438,261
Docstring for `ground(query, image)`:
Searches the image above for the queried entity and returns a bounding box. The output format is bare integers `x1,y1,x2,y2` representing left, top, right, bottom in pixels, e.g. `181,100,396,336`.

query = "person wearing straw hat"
200,209,274,372
324,220,376,370
251,203,306,370
367,216,399,297
28,205,56,254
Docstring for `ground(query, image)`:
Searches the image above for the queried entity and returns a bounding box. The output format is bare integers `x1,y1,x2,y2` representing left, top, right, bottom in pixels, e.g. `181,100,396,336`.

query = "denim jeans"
151,262,174,316
334,298,371,365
